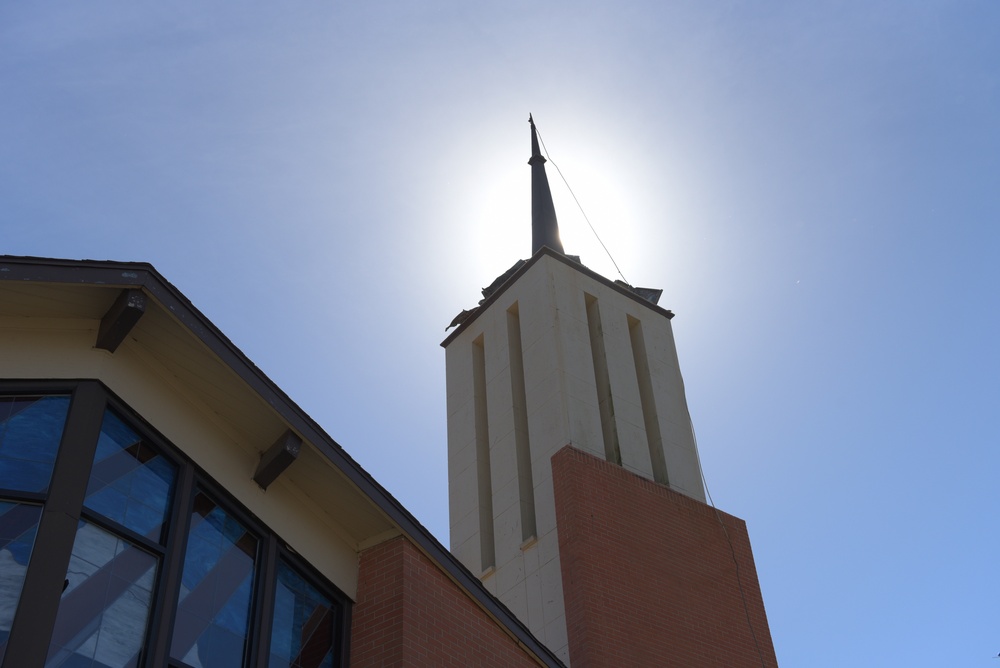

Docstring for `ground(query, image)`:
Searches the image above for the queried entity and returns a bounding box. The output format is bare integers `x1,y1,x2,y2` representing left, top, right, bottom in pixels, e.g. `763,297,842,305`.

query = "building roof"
0,254,566,668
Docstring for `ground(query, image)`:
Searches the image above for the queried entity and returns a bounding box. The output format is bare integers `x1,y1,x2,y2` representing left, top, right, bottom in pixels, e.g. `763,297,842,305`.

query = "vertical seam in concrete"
584,293,620,465
507,303,536,542
627,315,668,485
472,334,495,571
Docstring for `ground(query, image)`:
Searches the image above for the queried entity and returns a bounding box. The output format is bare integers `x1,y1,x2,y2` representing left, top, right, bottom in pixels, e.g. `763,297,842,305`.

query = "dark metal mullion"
339,596,352,668
77,506,167,556
145,463,195,667
252,534,279,668
0,489,46,503
0,379,75,395
3,381,106,668
168,660,197,668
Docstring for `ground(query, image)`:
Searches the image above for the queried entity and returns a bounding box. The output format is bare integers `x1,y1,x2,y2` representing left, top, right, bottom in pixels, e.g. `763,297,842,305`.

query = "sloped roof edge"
0,255,565,668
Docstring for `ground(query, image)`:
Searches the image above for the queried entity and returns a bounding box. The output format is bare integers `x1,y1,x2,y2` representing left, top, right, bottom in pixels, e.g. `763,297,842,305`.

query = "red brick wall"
350,536,544,667
553,446,778,667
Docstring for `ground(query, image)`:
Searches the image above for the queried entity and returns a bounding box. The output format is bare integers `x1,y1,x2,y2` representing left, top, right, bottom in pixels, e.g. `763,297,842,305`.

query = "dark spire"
529,115,564,255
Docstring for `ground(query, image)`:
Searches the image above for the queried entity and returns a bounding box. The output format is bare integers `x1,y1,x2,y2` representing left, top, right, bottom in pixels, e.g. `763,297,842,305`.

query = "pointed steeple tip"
528,114,546,166
528,115,564,255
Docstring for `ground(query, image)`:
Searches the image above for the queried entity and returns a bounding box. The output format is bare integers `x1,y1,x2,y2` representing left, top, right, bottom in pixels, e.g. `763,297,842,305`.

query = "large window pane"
0,395,70,493
0,500,43,664
269,561,337,668
84,410,176,542
171,491,258,668
45,521,158,668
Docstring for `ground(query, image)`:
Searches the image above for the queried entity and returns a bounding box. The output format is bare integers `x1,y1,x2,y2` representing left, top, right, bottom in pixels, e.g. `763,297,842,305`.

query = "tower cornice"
441,247,673,348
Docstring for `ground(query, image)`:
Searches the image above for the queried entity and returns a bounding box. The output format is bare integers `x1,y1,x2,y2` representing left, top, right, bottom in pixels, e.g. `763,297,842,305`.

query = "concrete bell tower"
443,118,777,666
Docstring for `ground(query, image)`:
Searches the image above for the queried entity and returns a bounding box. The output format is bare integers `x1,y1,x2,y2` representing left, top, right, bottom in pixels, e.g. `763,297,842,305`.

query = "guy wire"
533,123,630,286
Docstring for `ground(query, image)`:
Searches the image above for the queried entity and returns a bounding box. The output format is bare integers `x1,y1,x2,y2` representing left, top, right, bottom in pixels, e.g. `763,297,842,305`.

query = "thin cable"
533,124,630,286
692,420,769,668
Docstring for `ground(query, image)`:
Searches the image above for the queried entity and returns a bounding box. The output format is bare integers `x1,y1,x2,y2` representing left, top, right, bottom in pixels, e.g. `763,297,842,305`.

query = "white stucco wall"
446,253,705,662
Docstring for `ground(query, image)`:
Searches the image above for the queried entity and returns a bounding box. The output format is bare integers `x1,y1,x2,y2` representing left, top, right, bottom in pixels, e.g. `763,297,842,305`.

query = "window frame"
0,380,350,668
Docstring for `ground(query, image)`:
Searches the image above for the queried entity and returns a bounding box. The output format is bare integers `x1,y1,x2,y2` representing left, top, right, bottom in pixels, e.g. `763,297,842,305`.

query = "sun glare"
458,133,651,283
470,164,529,277
436,112,704,302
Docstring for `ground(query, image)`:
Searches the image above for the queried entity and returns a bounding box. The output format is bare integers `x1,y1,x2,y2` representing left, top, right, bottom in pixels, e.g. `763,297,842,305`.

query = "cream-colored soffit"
0,271,396,549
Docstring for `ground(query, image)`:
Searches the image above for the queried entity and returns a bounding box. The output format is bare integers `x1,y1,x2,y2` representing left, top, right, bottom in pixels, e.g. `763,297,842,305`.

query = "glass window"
0,395,70,493
269,560,338,668
84,410,177,542
0,500,43,664
0,384,346,667
45,520,159,668
171,491,258,668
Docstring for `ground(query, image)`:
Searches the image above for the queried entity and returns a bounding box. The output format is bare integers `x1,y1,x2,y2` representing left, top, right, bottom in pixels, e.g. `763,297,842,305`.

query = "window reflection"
0,395,70,493
0,500,43,664
171,491,258,668
45,521,158,668
269,560,337,668
0,386,345,667
84,410,176,542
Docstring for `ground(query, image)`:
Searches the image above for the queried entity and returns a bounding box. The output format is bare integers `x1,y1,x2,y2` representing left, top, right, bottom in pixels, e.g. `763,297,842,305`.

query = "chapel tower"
442,118,777,666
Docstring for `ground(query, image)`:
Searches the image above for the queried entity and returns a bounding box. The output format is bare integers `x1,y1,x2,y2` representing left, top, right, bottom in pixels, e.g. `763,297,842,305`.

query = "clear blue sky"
2,3,998,665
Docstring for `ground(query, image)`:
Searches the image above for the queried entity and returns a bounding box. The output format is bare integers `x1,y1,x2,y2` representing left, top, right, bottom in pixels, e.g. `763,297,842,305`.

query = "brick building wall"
553,446,778,667
351,536,548,667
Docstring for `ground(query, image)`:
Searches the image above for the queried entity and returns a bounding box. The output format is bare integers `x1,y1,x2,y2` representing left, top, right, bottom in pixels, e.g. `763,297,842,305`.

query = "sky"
2,2,998,665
